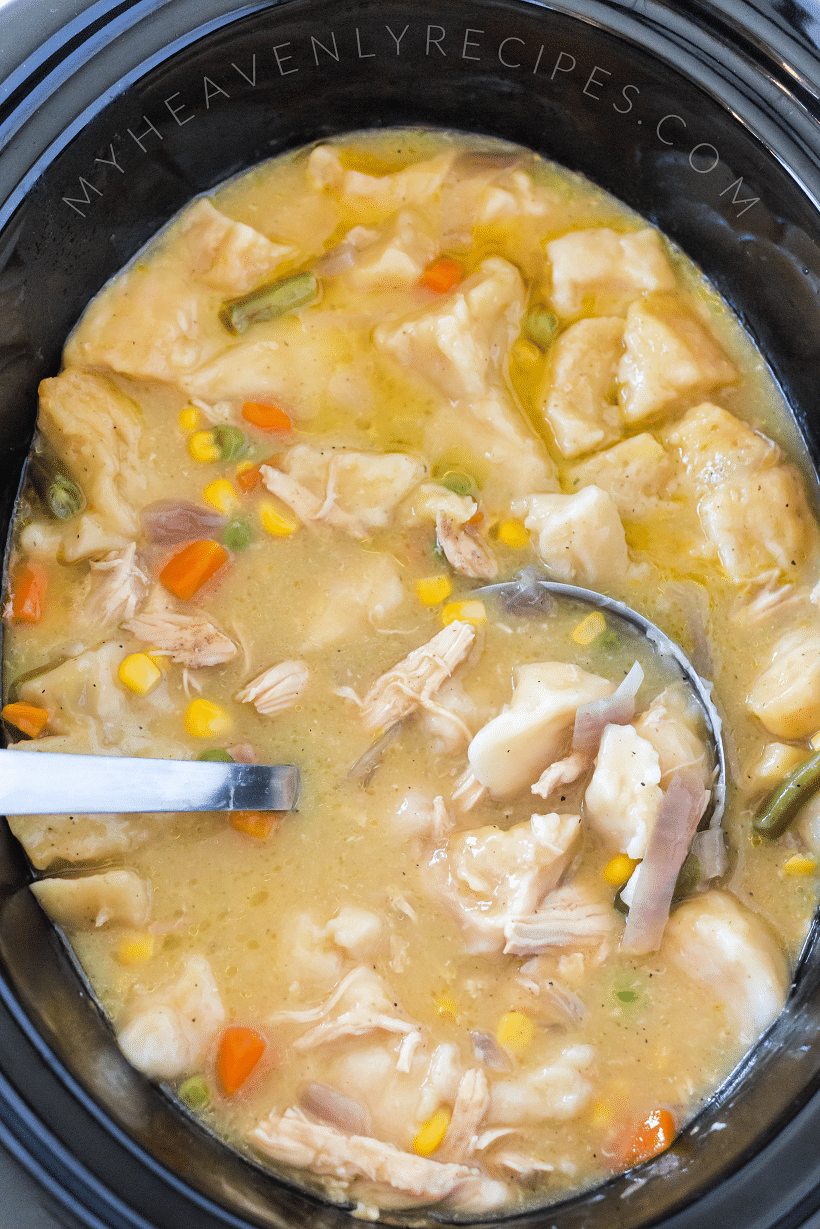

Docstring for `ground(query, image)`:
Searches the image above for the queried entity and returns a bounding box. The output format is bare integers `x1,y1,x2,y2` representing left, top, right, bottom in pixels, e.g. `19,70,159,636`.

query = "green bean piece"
439,470,478,499
522,307,558,350
29,437,86,520
178,1075,210,1110
46,475,86,520
223,518,253,551
214,425,248,461
198,748,234,763
753,748,820,838
220,271,318,335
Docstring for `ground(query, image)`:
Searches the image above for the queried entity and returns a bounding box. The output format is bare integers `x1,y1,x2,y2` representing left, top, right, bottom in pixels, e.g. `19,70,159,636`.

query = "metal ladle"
0,751,299,815
473,575,726,831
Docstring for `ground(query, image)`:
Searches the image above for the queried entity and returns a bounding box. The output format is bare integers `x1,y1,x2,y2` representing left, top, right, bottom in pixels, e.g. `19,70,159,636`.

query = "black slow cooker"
3,1,820,1226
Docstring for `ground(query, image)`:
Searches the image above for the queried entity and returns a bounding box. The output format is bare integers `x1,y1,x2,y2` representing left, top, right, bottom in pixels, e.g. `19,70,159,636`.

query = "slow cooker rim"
3,0,820,243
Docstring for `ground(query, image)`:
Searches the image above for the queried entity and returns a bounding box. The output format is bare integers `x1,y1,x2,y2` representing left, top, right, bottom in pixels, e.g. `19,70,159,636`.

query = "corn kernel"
435,989,458,1020
496,1010,535,1056
259,500,298,537
511,338,541,367
203,478,239,514
589,1100,613,1128
603,854,640,888
116,932,155,965
117,653,163,696
185,698,230,739
178,404,199,432
572,611,607,646
416,576,453,606
442,600,486,627
811,730,820,751
413,1107,451,1156
187,429,220,463
497,519,530,549
783,853,818,876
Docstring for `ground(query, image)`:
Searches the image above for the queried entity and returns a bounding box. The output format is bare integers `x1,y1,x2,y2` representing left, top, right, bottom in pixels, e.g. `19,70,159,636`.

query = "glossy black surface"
3,2,820,1226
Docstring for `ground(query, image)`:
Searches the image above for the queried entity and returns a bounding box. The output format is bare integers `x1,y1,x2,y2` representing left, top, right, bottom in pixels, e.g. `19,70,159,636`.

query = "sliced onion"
471,1031,512,1072
498,567,556,618
690,826,728,879
314,242,357,277
573,661,644,754
300,1082,371,1136
621,769,709,956
141,500,226,545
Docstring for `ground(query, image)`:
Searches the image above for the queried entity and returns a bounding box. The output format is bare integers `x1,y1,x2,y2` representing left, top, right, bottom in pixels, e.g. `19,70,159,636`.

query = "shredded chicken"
275,969,416,1052
360,621,476,733
236,660,309,716
436,512,498,580
86,543,148,625
125,610,237,667
451,767,488,812
250,1108,479,1202
503,886,614,956
531,750,589,799
438,1069,491,1163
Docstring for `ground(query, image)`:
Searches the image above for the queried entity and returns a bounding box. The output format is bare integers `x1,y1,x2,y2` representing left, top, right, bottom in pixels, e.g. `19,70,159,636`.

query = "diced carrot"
159,540,228,601
420,257,463,294
236,456,280,493
618,1108,676,1168
217,1025,266,1095
230,811,281,839
2,702,49,738
241,402,293,432
10,563,47,624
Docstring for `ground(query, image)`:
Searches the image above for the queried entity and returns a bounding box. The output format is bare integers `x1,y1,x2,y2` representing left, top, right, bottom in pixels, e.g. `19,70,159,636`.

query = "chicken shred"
360,621,476,733
125,610,237,667
436,512,498,580
236,660,309,716
250,1108,479,1201
438,1069,491,1162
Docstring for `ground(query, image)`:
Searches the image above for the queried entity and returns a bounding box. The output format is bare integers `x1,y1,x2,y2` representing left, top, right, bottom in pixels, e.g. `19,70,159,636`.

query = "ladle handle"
0,749,299,814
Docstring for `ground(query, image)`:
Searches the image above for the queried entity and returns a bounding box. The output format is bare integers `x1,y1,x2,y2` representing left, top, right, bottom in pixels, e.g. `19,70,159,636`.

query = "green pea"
439,470,477,499
223,518,253,551
220,270,319,334
522,307,558,350
214,425,248,461
178,1075,210,1110
198,749,234,763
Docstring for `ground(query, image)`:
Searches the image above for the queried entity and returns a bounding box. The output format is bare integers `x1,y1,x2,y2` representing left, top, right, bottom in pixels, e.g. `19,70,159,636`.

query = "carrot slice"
159,540,229,601
420,257,464,294
236,456,280,493
241,402,293,432
10,563,47,623
230,811,281,839
619,1108,676,1168
217,1026,266,1095
2,702,49,738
